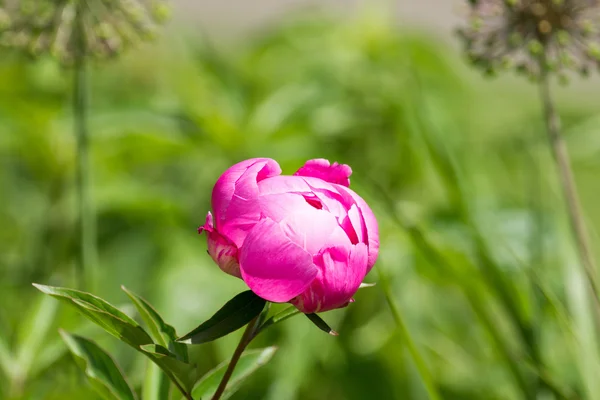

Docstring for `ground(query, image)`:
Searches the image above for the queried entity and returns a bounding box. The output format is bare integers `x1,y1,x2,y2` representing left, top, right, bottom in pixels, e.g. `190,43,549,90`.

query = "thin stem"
74,3,97,289
376,268,441,400
538,57,600,311
211,316,260,400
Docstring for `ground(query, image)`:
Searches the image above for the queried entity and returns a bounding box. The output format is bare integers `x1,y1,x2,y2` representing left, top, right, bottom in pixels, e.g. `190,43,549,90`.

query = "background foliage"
1,7,600,400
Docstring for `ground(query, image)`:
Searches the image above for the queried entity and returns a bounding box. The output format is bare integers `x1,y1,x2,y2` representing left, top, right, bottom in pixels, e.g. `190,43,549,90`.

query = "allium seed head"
0,0,171,65
458,0,600,80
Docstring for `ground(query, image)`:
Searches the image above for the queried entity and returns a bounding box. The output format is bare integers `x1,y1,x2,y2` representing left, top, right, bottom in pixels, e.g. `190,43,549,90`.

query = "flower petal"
199,212,241,278
258,175,312,196
212,158,281,247
279,208,351,254
292,243,368,313
338,187,379,271
258,192,311,223
294,158,352,187
239,218,317,303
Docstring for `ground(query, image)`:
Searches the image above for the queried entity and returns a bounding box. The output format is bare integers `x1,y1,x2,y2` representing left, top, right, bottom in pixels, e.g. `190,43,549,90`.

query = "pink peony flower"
199,158,379,313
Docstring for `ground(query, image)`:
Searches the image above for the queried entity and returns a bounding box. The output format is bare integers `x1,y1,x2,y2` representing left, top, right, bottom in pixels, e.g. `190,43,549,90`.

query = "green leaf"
191,347,277,400
15,294,58,379
34,284,197,392
0,332,12,379
177,291,266,345
33,284,153,349
60,330,137,400
140,344,196,389
305,313,338,336
121,286,188,362
142,361,170,400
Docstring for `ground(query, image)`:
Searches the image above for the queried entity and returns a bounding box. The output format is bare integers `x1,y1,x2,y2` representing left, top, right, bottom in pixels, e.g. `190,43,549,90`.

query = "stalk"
73,4,96,289
538,55,600,311
211,316,261,400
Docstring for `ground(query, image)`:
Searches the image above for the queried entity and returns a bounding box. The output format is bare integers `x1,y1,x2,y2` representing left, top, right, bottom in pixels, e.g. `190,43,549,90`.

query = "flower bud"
199,158,379,314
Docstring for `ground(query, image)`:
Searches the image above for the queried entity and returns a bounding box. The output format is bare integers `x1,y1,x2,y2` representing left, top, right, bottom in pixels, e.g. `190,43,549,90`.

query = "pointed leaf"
33,284,153,349
191,347,277,400
60,330,137,400
177,291,266,344
121,286,188,362
34,284,196,391
140,344,196,391
15,295,58,377
306,313,338,336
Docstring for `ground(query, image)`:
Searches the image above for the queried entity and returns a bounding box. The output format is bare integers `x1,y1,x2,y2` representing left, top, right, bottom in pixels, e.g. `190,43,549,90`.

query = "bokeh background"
2,1,600,399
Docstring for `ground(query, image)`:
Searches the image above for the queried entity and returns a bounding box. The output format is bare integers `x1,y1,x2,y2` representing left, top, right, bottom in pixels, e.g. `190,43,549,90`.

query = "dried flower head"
457,0,600,80
0,0,170,65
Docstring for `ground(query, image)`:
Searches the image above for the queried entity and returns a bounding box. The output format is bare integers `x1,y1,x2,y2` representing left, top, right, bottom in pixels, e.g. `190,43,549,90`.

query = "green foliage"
60,331,137,400
122,286,188,362
177,291,266,345
142,361,170,400
191,347,277,400
33,284,197,393
2,7,600,400
305,314,338,336
33,284,154,350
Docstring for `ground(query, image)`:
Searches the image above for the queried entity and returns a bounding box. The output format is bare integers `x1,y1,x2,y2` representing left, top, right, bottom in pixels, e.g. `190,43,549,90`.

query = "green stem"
74,3,96,290
211,316,260,400
377,268,441,400
538,57,600,312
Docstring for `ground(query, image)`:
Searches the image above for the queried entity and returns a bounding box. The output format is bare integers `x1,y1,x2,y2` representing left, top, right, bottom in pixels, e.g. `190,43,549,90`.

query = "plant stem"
74,3,96,290
376,268,441,400
538,58,600,310
211,316,260,400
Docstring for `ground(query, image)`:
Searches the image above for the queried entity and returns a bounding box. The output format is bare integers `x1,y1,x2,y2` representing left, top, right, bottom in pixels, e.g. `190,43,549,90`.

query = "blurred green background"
2,3,600,399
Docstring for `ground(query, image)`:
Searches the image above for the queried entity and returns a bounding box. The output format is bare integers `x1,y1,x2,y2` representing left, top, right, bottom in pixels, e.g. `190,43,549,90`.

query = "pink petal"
299,177,354,216
239,218,317,302
279,208,351,255
212,158,281,247
258,175,312,196
258,192,310,223
340,204,362,245
338,187,379,271
198,212,241,278
291,243,368,313
294,159,352,187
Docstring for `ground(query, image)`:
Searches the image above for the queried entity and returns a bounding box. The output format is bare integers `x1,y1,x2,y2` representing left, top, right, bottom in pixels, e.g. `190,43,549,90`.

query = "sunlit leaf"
60,330,137,400
121,286,188,362
14,295,58,379
33,284,153,349
34,284,196,391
